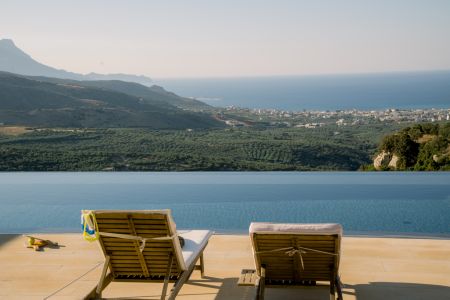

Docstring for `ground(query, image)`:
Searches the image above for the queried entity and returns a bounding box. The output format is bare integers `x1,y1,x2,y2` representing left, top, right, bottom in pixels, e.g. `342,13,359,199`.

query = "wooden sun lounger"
83,210,212,300
238,222,343,300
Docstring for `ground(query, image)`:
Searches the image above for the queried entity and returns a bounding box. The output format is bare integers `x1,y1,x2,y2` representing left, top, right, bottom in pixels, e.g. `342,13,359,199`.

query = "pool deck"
0,234,449,299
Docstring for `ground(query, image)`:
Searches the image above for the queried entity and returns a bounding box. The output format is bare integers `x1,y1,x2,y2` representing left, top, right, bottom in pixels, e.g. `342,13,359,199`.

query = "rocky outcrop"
373,151,392,170
373,151,400,170
388,154,400,169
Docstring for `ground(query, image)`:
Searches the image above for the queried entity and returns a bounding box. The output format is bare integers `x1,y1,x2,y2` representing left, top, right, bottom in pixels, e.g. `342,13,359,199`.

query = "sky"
1,0,450,78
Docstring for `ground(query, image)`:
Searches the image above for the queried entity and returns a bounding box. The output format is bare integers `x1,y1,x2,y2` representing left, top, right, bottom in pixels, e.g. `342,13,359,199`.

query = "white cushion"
178,230,213,267
249,222,343,236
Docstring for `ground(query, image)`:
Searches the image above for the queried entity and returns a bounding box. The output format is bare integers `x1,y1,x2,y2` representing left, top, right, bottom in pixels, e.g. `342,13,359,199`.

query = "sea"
155,71,450,111
0,172,449,237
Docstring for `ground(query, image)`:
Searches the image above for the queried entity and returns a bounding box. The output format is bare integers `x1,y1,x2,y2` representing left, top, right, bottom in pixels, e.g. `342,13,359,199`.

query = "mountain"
0,39,153,86
82,73,152,86
26,75,211,111
0,71,223,129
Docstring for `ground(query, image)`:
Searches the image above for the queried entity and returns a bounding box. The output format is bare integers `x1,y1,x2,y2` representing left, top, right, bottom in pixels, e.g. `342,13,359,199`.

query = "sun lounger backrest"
93,210,186,277
250,223,342,282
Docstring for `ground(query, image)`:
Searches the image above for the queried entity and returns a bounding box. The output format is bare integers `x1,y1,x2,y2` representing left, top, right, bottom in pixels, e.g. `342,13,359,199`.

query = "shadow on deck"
346,282,450,300
96,278,450,300
0,234,20,248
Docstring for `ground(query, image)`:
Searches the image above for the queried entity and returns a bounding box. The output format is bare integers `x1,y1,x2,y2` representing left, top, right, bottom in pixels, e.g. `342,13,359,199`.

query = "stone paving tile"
0,234,449,299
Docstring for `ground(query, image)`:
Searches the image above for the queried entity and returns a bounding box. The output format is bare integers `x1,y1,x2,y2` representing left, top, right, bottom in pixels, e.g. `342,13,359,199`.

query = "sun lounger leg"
255,265,266,300
168,274,187,300
336,275,343,300
95,255,110,298
160,254,174,300
199,253,205,278
329,273,336,300
168,248,207,300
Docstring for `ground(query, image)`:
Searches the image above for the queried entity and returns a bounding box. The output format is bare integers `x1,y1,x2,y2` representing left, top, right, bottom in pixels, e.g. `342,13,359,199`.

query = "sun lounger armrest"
178,230,213,267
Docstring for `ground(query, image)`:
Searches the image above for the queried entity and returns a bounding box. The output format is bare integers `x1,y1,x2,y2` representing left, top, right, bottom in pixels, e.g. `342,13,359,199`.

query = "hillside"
0,39,153,86
373,123,450,171
26,75,210,111
0,72,222,129
0,126,379,171
0,38,210,110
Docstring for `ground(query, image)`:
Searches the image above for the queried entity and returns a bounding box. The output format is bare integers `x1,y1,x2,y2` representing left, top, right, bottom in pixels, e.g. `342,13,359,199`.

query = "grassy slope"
0,124,401,171
0,72,221,129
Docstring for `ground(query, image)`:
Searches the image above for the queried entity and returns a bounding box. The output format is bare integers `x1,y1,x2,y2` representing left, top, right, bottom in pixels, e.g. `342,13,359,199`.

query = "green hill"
0,72,222,129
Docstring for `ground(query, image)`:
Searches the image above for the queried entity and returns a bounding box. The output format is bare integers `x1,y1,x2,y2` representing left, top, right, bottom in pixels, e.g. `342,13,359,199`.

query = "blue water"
0,172,449,236
156,71,450,110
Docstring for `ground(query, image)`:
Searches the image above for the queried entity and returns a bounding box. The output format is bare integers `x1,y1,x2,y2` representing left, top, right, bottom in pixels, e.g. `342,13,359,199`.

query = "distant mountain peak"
0,38,153,86
0,39,31,58
0,38,16,46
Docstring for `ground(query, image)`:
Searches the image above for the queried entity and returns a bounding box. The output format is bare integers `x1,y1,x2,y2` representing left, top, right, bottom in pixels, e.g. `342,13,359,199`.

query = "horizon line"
154,69,450,81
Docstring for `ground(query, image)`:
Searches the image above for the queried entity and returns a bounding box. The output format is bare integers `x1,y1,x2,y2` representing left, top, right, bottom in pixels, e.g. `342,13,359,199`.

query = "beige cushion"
249,222,343,235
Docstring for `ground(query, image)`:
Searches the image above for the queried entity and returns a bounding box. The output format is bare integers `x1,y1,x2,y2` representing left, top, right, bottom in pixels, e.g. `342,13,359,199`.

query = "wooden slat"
113,268,144,272
95,213,167,220
256,238,335,242
256,244,334,248
256,246,333,250
102,239,171,246
136,233,172,238
98,228,136,233
109,251,142,256
96,218,129,224
104,246,138,251
130,214,167,220
142,254,174,259
101,237,134,242
97,218,167,225
142,248,173,253
134,229,170,234
266,267,331,272
97,224,130,229
134,224,168,229
111,259,140,264
256,239,334,244
107,246,176,252
259,258,334,263
112,262,141,267
113,278,178,283
103,242,136,247
100,229,170,235
262,263,333,269
132,220,167,225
